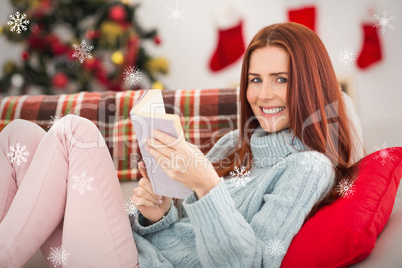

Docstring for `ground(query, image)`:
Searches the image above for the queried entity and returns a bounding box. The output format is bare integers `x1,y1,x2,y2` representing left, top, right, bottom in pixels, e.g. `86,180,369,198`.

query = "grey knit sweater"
131,127,334,267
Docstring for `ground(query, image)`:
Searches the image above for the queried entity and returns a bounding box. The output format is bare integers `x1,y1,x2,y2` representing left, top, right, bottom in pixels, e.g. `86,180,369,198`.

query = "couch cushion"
281,147,402,268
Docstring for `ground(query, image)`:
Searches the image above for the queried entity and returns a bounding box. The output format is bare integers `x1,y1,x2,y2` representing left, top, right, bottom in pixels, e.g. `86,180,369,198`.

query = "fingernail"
157,199,163,205
157,195,163,200
154,204,159,208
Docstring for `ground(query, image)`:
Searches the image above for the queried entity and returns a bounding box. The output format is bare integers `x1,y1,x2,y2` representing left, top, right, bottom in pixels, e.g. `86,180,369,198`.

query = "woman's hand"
132,161,172,224
146,130,220,199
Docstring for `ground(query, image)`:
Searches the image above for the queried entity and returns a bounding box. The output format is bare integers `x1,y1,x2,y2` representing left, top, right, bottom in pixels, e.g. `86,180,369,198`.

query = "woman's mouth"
260,106,285,115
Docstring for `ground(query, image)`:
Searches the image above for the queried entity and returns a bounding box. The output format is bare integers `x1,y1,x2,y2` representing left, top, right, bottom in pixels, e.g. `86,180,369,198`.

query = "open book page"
130,90,192,199
131,89,166,115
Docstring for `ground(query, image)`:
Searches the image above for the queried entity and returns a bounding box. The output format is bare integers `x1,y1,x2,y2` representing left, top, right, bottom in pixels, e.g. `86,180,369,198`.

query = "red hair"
211,22,361,219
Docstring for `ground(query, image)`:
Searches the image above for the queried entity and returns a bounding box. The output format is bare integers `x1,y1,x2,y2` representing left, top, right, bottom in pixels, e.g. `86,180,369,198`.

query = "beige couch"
24,182,402,267
351,183,402,267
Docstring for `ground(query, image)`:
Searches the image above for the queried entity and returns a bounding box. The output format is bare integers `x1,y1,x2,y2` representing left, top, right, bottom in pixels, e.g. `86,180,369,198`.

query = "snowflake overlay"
337,47,355,67
166,2,187,26
72,39,94,63
264,237,286,259
336,179,356,198
7,11,30,34
8,143,29,165
72,171,94,195
373,142,395,165
374,10,395,34
123,66,142,86
47,245,70,267
123,198,138,218
229,166,251,187
48,114,69,136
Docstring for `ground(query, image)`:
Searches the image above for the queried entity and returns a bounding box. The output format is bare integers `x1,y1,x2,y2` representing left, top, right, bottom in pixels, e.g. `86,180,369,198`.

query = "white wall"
137,0,286,89
315,0,402,153
1,0,401,153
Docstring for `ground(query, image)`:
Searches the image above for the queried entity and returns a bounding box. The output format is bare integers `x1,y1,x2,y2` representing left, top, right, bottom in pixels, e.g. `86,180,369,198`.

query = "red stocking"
357,24,382,69
288,6,316,32
209,20,245,72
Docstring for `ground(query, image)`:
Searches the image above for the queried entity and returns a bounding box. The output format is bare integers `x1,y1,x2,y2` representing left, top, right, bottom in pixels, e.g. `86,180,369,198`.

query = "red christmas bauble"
31,9,45,19
52,73,69,88
28,34,47,51
21,51,29,61
41,0,51,9
53,43,68,55
108,5,127,22
153,35,162,45
83,58,100,71
67,48,76,60
46,34,68,55
31,24,40,34
86,30,100,39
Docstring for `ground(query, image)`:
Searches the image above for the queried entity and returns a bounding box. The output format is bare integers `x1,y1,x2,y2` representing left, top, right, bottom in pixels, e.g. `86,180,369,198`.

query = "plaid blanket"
0,88,239,181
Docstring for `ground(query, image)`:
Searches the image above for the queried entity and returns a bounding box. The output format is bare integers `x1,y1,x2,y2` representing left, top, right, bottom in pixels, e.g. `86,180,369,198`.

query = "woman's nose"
258,83,275,100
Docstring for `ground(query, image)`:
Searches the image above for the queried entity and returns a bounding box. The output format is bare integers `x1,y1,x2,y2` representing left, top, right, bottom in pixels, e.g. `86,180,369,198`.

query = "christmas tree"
0,0,168,95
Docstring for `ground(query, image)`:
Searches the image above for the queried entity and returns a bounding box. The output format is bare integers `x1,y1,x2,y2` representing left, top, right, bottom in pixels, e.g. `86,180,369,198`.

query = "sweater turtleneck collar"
249,126,306,168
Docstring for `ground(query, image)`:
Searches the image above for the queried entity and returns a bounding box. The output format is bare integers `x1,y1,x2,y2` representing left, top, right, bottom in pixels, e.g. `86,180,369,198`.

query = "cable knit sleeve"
131,201,179,236
205,129,239,162
182,151,334,268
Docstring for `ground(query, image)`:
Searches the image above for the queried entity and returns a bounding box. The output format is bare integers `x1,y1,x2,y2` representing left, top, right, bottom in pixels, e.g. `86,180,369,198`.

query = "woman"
0,22,362,267
131,22,362,267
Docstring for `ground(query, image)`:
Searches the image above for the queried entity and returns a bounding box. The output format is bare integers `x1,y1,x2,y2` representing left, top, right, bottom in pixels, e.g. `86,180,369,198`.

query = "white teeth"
262,107,285,114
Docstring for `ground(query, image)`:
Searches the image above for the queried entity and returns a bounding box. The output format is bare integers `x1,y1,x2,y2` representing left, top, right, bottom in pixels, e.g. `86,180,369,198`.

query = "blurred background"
0,0,401,153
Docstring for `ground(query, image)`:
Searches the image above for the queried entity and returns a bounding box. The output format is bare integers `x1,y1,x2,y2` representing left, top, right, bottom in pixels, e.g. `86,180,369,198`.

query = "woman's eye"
277,77,287,83
250,77,262,83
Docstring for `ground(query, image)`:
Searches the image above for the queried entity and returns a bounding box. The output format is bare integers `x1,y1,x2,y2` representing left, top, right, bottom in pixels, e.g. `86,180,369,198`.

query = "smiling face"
246,46,290,133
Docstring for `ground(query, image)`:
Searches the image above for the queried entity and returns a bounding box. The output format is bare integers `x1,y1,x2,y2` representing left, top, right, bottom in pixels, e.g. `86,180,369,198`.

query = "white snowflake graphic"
48,114,69,136
264,237,286,259
336,179,356,198
7,11,30,34
374,10,395,34
123,198,138,218
47,245,70,267
122,66,142,86
374,142,395,165
72,171,94,195
337,47,355,67
229,166,251,187
8,143,29,165
72,39,94,64
166,2,187,26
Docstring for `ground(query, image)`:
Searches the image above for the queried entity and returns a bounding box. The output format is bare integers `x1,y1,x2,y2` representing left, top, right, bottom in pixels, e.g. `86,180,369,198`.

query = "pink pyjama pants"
0,115,139,267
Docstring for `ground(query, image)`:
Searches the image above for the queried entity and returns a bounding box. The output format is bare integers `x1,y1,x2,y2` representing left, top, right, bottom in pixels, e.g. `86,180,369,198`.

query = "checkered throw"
0,88,239,180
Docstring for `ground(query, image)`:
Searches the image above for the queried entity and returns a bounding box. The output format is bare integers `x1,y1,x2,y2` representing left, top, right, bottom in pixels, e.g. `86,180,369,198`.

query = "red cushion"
281,147,402,268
